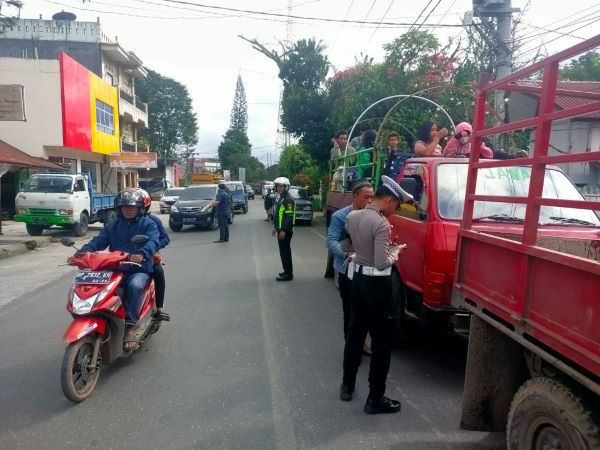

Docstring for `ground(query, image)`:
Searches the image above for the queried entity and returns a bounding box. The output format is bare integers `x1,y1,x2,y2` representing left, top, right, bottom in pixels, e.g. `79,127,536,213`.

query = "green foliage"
278,144,314,178
218,76,253,170
560,52,600,81
227,153,266,182
136,69,198,162
230,75,248,134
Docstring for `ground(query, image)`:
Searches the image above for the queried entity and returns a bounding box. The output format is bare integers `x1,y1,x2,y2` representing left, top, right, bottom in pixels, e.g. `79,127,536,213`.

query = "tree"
278,144,315,178
227,153,266,182
136,69,198,162
561,52,600,81
241,36,332,165
218,76,252,169
230,74,248,134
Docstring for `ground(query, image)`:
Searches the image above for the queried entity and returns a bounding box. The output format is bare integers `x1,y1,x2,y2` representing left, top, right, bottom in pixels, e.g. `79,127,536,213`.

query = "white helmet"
273,177,290,189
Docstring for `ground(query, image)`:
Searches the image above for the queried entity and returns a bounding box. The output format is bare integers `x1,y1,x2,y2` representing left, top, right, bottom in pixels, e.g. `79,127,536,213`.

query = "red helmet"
133,188,152,212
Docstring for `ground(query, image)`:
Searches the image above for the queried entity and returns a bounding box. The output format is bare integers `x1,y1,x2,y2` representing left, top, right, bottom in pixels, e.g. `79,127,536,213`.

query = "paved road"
0,202,505,449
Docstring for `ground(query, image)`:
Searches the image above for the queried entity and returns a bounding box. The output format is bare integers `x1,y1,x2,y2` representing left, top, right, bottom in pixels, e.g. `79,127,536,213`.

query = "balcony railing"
121,140,137,152
119,89,148,115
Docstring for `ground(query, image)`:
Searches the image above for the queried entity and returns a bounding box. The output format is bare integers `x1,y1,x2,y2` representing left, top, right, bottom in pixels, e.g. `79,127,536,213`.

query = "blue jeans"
124,272,150,325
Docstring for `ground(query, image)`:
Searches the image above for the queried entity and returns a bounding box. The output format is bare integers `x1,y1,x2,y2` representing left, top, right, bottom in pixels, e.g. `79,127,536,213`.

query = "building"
507,80,600,189
0,12,153,193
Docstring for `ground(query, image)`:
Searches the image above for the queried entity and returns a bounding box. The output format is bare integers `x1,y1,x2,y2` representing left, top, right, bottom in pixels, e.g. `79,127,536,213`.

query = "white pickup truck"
14,173,118,236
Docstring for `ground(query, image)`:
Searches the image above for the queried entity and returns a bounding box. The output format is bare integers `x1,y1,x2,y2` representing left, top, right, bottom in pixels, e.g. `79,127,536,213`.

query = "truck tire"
26,224,44,236
74,213,89,237
103,210,116,225
507,377,600,450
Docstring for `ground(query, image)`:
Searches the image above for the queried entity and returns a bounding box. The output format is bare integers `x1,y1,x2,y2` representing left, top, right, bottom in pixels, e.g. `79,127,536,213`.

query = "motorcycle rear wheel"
61,336,101,403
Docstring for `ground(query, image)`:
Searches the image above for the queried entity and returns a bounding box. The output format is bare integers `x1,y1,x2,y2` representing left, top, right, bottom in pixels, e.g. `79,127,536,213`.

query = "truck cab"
14,173,117,236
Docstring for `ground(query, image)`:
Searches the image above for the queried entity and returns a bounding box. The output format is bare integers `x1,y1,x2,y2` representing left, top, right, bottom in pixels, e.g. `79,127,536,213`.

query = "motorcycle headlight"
71,280,118,315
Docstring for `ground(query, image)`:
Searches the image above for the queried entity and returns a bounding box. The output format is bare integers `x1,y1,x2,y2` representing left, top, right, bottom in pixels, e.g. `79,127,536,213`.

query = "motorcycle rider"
67,188,160,351
272,177,296,281
136,188,170,321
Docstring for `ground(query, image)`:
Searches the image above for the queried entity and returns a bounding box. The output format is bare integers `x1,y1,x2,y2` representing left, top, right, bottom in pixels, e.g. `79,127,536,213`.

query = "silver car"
272,186,313,226
159,187,185,214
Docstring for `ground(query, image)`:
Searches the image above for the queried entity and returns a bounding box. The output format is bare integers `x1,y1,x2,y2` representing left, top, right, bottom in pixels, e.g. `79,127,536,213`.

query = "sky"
9,0,600,166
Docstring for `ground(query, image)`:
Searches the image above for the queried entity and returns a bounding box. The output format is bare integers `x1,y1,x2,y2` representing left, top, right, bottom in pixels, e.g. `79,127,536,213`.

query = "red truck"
327,158,600,344
454,36,600,447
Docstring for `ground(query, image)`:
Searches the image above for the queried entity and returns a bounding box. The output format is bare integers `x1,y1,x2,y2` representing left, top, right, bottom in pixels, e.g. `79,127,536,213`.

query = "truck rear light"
425,271,446,306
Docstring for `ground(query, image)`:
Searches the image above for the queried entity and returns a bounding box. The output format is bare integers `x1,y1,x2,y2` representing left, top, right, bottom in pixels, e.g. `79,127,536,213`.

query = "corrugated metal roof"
516,80,600,119
0,139,66,170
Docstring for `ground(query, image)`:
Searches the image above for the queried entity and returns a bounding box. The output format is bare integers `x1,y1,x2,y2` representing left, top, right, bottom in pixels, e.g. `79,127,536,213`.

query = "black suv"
169,184,234,232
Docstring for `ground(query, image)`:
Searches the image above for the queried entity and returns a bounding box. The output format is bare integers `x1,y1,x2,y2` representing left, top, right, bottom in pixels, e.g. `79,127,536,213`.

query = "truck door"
389,163,429,296
73,177,89,216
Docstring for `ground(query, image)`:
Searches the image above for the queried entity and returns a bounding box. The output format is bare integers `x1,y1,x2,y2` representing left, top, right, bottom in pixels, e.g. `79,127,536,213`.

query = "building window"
25,26,29,32
95,100,114,135
105,72,114,86
83,28,86,34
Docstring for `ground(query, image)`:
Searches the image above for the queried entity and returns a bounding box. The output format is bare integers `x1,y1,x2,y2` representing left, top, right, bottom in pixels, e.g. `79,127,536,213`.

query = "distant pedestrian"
272,177,295,281
214,183,230,243
264,187,274,221
339,175,412,415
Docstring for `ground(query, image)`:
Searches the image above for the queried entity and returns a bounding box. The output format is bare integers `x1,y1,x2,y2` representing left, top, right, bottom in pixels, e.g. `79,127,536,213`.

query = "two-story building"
0,12,153,204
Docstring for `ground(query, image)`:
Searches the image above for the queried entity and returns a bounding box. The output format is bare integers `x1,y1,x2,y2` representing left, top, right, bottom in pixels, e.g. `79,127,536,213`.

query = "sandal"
123,326,138,352
155,309,170,322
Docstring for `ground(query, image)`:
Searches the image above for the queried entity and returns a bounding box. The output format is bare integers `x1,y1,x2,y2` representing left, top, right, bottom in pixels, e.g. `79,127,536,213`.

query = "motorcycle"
60,235,161,402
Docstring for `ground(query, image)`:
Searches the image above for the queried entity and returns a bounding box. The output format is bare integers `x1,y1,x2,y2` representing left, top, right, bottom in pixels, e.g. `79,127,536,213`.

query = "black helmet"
114,188,145,218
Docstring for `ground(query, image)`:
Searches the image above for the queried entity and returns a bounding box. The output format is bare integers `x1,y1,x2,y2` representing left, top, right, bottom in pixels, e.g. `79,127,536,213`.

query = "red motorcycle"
60,236,161,402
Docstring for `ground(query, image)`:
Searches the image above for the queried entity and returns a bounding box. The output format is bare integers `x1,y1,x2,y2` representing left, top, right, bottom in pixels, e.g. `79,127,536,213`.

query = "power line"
364,0,396,48
435,0,458,27
407,0,434,34
154,0,463,27
414,0,443,33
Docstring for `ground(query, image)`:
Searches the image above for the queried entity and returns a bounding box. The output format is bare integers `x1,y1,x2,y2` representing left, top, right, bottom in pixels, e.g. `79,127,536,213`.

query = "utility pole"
471,0,519,147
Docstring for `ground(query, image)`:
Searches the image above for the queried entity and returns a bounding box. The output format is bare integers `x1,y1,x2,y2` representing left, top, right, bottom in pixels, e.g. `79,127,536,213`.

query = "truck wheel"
391,271,410,346
507,377,600,450
25,224,44,236
103,210,116,225
74,213,89,237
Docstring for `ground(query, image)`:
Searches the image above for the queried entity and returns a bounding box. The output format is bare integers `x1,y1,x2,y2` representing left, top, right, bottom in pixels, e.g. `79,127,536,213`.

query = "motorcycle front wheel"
60,336,101,403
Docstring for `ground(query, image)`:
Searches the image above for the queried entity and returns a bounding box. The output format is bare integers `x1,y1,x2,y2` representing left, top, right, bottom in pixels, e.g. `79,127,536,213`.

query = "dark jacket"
147,213,170,249
80,215,160,274
273,191,296,232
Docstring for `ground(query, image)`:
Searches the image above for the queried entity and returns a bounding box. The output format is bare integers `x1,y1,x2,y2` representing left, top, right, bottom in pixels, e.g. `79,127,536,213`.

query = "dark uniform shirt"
273,191,296,232
216,189,230,215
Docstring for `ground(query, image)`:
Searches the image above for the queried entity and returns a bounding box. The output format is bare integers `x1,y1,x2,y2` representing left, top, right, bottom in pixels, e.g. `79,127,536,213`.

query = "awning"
0,139,66,170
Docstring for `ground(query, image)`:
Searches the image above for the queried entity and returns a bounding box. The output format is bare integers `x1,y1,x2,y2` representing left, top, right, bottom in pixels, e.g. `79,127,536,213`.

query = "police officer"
339,175,413,414
272,177,295,281
214,183,230,243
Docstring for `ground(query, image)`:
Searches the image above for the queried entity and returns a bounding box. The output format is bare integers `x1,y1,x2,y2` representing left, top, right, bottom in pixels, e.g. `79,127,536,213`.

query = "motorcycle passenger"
136,188,170,321
272,177,296,281
68,189,160,351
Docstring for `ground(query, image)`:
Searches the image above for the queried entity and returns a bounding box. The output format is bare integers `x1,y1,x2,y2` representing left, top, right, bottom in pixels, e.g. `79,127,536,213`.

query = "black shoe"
339,383,354,402
364,396,401,415
279,272,286,277
276,274,293,281
214,240,225,243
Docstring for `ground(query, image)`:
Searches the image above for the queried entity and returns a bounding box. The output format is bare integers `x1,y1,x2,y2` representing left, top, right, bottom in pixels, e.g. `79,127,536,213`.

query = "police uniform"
274,190,296,280
340,176,412,414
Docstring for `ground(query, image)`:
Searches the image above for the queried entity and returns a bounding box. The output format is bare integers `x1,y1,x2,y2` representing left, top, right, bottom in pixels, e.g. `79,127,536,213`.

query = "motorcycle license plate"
74,271,112,284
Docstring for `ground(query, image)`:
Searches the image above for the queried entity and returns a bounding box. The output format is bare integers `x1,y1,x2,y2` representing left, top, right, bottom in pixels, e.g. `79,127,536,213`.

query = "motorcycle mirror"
61,237,76,247
131,235,149,245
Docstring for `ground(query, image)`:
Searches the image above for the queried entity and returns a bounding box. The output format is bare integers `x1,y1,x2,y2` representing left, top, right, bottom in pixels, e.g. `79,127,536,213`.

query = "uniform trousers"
342,271,393,399
338,270,352,339
217,213,229,241
277,231,293,275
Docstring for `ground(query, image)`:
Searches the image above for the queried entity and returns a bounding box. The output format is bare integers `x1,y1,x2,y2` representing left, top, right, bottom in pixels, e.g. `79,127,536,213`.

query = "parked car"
262,183,274,198
271,186,313,226
169,184,233,232
159,187,185,214
225,181,248,214
245,184,255,200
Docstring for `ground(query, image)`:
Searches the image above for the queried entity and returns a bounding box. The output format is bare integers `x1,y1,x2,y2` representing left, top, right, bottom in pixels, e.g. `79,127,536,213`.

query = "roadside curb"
0,236,54,260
